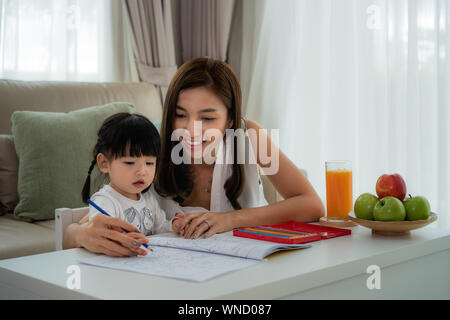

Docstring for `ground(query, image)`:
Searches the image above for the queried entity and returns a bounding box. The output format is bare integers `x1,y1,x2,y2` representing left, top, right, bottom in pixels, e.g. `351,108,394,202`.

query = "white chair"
54,207,88,251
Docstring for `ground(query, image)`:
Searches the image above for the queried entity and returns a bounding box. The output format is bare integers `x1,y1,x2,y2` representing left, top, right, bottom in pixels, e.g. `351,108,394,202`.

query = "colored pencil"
244,227,310,237
237,229,306,239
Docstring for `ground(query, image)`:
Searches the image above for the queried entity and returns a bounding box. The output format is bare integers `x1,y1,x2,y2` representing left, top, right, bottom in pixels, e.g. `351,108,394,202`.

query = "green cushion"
11,102,136,222
153,120,161,133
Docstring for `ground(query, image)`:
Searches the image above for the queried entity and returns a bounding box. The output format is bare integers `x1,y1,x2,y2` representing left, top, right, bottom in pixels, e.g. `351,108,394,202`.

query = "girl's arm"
181,119,325,239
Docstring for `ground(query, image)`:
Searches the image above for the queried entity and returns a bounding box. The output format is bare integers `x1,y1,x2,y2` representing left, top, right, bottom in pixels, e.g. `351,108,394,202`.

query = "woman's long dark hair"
154,57,245,210
81,113,161,203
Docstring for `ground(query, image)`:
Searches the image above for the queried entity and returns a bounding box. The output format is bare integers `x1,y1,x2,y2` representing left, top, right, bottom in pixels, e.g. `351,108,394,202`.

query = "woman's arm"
62,213,150,257
240,119,325,223
181,120,325,239
62,213,88,249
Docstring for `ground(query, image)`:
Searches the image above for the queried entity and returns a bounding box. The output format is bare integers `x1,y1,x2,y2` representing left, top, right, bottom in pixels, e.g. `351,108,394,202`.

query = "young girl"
81,113,173,236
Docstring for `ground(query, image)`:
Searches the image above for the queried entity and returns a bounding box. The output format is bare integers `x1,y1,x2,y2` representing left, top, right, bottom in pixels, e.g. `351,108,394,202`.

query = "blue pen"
87,199,152,252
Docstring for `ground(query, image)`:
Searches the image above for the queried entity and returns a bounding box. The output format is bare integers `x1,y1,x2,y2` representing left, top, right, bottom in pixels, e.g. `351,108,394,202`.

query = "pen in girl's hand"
87,199,153,252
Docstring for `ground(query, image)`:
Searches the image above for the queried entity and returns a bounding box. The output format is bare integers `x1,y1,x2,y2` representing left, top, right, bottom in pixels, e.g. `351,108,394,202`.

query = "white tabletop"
1,224,449,299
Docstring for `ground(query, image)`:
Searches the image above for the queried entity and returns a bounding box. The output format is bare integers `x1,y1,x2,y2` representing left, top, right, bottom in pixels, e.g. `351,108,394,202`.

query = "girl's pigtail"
81,158,97,203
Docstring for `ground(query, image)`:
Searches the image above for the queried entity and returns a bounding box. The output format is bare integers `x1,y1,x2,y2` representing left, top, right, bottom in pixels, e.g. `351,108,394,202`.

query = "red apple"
376,174,407,201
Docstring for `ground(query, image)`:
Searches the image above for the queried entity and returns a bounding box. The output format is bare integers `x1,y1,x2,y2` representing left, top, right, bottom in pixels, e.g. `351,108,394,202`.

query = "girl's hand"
77,214,149,257
172,213,186,232
176,211,235,239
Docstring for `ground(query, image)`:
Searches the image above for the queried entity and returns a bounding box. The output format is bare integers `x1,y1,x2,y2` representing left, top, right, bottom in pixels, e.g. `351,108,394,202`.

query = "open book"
79,233,311,282
148,233,311,260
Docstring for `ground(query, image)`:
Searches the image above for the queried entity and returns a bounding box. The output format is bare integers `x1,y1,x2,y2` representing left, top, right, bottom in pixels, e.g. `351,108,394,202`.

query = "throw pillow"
0,135,19,215
11,102,136,221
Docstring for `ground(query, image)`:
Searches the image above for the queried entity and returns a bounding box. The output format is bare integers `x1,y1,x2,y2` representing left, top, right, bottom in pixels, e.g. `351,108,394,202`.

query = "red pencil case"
233,221,351,244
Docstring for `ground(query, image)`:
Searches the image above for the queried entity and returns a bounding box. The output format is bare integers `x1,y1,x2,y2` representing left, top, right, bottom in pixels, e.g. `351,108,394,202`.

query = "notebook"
79,233,311,282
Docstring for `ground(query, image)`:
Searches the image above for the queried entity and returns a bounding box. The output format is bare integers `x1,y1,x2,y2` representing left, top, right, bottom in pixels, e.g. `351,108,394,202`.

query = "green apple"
373,196,406,221
354,193,379,220
403,194,431,221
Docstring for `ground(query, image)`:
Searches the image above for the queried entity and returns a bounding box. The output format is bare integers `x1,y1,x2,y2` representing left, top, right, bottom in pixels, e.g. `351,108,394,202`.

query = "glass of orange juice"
325,161,353,221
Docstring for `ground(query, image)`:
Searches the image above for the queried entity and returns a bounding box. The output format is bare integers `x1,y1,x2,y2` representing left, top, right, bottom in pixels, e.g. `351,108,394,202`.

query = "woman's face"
173,86,231,162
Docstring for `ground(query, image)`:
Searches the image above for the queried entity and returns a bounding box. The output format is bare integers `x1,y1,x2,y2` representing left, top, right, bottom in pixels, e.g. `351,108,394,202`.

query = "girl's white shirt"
89,184,172,236
152,125,268,220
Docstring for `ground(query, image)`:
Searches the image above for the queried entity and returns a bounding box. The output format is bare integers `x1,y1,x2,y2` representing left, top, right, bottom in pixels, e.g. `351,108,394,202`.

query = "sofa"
0,79,282,260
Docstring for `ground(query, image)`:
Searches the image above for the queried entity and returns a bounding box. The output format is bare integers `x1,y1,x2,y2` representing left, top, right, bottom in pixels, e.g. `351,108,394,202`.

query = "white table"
1,225,449,300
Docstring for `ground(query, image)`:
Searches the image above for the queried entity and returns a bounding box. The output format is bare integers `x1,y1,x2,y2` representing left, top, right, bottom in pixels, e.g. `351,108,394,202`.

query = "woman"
63,57,325,257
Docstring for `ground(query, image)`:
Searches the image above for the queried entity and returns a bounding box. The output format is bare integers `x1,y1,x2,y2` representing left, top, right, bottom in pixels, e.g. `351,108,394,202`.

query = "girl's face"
98,154,157,200
173,86,232,162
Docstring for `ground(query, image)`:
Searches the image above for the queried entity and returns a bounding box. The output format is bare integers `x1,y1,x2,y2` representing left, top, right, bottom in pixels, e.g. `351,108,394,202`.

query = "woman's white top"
153,121,268,220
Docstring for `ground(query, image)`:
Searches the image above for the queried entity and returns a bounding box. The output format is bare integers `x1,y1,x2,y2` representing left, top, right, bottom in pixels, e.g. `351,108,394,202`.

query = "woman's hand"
174,211,235,239
76,214,150,257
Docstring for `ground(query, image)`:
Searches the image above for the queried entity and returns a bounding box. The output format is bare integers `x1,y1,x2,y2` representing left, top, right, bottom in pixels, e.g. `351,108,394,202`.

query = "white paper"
79,234,311,282
79,245,259,282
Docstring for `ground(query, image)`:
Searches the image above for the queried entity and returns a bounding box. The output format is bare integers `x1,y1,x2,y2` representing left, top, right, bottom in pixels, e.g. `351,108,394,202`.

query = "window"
0,0,136,82
243,0,450,228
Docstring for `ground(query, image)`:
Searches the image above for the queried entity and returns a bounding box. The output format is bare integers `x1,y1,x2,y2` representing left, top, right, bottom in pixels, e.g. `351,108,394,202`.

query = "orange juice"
326,169,353,219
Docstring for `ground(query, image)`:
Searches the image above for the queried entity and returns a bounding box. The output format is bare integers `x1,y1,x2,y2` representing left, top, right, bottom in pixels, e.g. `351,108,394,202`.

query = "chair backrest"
55,207,89,251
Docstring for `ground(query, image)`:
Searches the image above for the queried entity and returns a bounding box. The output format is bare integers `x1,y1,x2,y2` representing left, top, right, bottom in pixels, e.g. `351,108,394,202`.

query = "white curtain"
243,0,450,228
0,0,138,82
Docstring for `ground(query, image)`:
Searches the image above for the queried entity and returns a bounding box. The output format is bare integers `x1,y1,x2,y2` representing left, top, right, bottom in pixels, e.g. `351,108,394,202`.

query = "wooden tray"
348,211,438,236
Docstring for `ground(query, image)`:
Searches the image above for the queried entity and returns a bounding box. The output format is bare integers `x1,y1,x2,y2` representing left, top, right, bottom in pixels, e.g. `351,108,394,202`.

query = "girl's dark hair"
82,113,161,203
154,57,244,210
